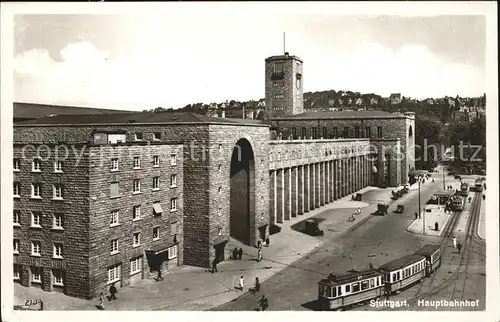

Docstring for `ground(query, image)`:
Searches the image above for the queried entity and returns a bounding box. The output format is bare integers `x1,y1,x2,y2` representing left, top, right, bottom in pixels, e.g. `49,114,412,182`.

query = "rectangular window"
168,245,177,260
107,264,121,284
14,264,20,280
133,233,141,247
170,198,177,211
53,184,63,199
31,267,42,283
377,126,383,138
133,179,141,193
292,127,297,138
322,127,327,139
345,285,350,293
273,81,284,87
107,134,126,144
365,126,371,138
153,177,160,190
171,222,178,235
133,157,141,169
31,212,42,227
352,283,360,292
31,183,42,198
54,160,63,172
13,158,20,171
153,202,162,216
53,243,63,258
274,93,284,99
110,210,119,226
343,127,349,138
333,127,338,138
134,133,143,141
153,156,160,167
111,158,119,171
133,205,141,220
110,182,119,198
170,174,177,187
14,239,20,253
153,132,161,140
312,128,317,139
13,182,20,197
361,280,369,290
273,61,284,73
52,269,64,286
32,159,41,172
31,241,41,256
355,127,360,138
53,213,63,229
370,279,375,288
130,257,142,275
153,226,160,240
301,127,306,138
13,210,20,225
170,154,177,166
110,239,119,254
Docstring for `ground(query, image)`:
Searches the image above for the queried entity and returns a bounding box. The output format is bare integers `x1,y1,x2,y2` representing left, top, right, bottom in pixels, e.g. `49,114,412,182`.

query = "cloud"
14,40,485,110
304,42,484,98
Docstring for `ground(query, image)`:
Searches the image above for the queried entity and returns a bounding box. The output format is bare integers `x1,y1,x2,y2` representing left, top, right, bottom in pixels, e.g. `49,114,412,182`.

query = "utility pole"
419,178,424,234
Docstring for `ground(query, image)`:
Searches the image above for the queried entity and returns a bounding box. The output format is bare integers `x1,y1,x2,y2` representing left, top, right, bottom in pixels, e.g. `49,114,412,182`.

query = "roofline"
274,115,409,121
14,121,270,128
13,101,137,113
265,55,303,63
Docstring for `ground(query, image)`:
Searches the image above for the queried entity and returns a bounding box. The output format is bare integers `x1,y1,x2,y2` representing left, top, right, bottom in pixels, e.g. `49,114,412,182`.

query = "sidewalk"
477,197,485,240
407,204,451,236
13,185,415,311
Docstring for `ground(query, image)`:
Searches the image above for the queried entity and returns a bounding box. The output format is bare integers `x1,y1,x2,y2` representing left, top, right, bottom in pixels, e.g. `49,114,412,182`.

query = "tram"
378,254,427,295
460,183,469,197
451,195,464,211
414,244,441,277
317,269,385,310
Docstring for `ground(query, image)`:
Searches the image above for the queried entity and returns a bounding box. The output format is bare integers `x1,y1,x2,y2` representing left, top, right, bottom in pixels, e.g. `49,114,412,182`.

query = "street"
212,174,486,311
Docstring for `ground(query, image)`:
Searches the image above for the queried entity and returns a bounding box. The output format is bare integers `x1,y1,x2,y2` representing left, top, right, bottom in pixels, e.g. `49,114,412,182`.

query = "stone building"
11,51,415,299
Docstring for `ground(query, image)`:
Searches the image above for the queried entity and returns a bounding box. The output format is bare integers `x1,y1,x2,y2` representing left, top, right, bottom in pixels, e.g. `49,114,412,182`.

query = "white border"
1,2,498,322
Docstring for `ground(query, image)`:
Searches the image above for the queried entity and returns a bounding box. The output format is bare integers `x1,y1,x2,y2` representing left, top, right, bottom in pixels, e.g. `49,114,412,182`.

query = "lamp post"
419,177,424,235
442,163,446,191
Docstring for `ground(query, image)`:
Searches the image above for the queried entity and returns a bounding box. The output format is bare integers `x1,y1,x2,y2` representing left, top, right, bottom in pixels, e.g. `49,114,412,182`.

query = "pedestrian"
356,207,361,216
257,239,262,249
232,247,238,260
259,295,268,311
457,242,462,253
415,212,418,220
252,277,261,293
156,268,163,281
109,283,117,300
99,292,105,309
257,248,262,262
239,275,244,291
212,258,218,273
238,247,243,260
452,236,457,248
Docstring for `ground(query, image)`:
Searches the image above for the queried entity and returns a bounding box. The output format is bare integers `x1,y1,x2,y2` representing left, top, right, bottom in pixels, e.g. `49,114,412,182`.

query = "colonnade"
269,155,376,224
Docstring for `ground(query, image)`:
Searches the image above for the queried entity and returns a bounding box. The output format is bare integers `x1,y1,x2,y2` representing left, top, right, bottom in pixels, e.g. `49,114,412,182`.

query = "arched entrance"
230,138,255,245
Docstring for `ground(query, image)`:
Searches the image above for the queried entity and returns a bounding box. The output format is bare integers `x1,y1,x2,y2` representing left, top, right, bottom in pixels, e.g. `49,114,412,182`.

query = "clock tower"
265,52,304,118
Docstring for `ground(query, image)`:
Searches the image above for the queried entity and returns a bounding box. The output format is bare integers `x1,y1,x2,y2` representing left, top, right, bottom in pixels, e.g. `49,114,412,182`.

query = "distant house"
355,98,363,106
369,97,378,105
389,93,402,105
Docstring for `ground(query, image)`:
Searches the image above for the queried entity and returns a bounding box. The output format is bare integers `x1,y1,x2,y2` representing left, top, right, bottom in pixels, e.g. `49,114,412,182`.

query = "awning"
153,203,163,215
146,241,175,255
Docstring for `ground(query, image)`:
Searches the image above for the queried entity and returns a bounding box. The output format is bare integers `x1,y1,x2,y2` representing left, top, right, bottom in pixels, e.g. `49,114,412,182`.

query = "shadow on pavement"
291,217,326,234
301,300,322,311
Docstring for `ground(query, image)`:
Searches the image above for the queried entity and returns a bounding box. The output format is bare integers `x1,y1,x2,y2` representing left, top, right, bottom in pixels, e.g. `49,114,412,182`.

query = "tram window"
396,272,400,281
338,286,342,296
352,283,360,292
332,287,337,298
370,279,374,288
361,281,369,290
345,285,350,293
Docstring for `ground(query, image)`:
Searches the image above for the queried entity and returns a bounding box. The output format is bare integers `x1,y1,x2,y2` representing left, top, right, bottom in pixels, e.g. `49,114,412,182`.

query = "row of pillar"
269,156,375,224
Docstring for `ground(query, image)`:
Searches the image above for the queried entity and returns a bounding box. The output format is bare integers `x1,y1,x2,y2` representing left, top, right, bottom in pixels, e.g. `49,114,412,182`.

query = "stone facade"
265,54,304,118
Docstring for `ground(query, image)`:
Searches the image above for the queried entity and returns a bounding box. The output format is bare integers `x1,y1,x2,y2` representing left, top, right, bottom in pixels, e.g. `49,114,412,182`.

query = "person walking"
99,292,105,309
212,258,219,273
238,248,243,260
238,275,244,291
452,236,457,249
109,283,117,300
356,207,361,216
156,268,163,281
257,248,262,262
232,247,238,260
457,242,462,253
252,277,261,293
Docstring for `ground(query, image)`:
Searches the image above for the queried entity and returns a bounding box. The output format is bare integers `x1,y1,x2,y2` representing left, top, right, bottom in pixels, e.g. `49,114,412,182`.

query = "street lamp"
419,177,424,234
442,163,446,190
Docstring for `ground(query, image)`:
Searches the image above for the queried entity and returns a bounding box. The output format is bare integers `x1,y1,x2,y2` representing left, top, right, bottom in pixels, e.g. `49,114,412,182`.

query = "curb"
347,214,374,232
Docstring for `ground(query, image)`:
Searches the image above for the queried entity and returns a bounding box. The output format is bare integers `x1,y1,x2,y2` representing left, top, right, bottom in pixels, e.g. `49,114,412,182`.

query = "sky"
12,7,487,110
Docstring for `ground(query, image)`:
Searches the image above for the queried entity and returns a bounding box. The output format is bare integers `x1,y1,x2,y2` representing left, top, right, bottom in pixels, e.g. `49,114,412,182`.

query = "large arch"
230,138,255,245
